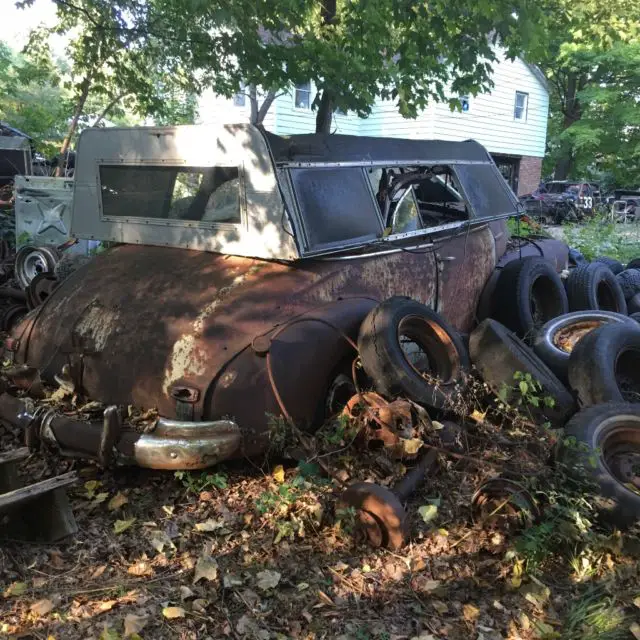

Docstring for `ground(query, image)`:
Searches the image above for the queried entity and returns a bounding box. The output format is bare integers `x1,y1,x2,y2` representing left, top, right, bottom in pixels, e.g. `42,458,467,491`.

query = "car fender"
204,297,377,458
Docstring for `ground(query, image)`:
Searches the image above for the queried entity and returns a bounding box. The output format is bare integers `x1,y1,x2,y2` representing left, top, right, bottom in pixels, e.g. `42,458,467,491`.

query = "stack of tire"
353,252,640,527
472,253,640,527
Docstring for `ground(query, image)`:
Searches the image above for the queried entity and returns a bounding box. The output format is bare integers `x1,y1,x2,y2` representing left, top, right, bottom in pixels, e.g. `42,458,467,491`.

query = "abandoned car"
0,124,570,470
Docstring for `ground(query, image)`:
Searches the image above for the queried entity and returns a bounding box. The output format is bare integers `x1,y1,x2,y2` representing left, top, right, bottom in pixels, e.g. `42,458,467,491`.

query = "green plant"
561,587,627,640
562,214,640,262
317,413,358,447
174,470,228,494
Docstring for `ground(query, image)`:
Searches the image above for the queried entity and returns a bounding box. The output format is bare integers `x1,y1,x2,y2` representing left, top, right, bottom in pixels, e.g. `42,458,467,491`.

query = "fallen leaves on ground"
255,570,281,591
162,606,185,619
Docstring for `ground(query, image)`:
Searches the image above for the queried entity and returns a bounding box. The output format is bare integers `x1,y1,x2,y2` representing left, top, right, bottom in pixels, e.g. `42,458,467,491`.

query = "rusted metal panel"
436,224,497,330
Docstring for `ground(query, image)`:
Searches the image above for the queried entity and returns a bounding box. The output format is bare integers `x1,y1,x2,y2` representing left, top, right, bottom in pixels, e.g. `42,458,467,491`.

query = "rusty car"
0,123,568,470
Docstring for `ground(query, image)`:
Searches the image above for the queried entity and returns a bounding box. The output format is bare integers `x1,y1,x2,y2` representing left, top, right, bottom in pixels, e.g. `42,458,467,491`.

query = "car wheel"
565,263,627,314
560,403,640,527
616,269,640,300
357,297,469,410
568,323,640,406
592,256,624,275
533,311,634,383
490,257,568,343
469,319,575,426
626,258,640,270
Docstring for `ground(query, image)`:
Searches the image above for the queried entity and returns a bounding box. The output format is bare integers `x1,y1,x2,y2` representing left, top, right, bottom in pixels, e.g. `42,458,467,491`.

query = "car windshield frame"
283,160,518,257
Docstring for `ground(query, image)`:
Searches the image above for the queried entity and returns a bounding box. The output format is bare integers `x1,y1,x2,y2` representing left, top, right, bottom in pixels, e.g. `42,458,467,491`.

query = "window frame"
514,91,529,122
294,81,312,110
96,161,247,231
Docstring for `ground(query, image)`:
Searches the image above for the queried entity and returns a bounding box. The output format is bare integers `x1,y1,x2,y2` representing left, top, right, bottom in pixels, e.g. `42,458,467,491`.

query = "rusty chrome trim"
133,419,241,470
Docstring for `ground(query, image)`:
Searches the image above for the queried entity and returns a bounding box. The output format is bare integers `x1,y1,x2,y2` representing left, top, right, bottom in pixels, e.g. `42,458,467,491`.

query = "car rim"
601,425,640,494
552,320,605,354
397,315,459,384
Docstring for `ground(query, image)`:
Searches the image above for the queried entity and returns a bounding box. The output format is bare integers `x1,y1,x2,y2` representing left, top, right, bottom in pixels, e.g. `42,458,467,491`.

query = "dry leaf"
123,613,148,637
162,606,185,619
401,438,423,455
192,598,207,613
256,570,281,591
463,603,480,622
194,518,223,532
193,555,218,583
108,492,129,511
92,565,107,579
127,561,153,576
316,590,334,606
93,492,110,504
114,518,136,535
273,464,285,484
84,480,102,499
179,586,195,601
3,582,27,597
32,577,47,588
223,574,243,588
432,600,448,614
96,600,117,613
30,599,54,616
421,580,441,592
149,530,175,554
631,622,640,640
634,597,640,609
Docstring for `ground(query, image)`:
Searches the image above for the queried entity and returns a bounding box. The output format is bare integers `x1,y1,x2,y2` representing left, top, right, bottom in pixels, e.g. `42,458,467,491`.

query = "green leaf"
418,504,438,524
519,380,529,395
114,518,136,534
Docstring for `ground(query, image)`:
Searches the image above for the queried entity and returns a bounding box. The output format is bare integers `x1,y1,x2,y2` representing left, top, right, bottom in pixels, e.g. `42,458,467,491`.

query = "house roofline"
523,61,549,93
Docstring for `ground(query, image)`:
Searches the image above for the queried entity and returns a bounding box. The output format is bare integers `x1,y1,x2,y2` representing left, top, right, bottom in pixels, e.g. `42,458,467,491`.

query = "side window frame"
96,161,248,231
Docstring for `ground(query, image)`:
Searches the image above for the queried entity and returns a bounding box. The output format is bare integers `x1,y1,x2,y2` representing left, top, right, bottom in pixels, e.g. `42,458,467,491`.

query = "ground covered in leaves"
2,386,640,640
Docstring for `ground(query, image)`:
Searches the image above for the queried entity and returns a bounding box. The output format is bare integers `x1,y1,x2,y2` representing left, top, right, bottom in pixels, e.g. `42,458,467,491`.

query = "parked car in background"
520,179,602,224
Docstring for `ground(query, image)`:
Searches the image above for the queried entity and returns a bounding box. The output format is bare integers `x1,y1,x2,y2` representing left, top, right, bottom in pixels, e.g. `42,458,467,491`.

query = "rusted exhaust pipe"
0,393,242,470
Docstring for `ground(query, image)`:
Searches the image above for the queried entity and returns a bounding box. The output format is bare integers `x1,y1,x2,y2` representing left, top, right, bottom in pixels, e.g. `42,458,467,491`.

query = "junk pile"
334,251,640,548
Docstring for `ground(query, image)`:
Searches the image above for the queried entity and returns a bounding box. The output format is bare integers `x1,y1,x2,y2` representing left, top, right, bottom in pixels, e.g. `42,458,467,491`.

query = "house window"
294,82,311,109
514,91,528,121
459,95,470,112
233,83,246,107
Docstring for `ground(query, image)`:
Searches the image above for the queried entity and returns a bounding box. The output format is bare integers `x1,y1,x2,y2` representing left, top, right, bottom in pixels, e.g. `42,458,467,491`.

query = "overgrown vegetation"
562,214,640,262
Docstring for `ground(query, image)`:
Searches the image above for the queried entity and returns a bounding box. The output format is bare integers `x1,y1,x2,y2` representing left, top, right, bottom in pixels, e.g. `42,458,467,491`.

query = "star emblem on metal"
36,202,68,236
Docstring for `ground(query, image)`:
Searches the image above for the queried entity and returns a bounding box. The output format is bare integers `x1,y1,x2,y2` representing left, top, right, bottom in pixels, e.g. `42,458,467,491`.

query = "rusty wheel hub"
339,481,408,550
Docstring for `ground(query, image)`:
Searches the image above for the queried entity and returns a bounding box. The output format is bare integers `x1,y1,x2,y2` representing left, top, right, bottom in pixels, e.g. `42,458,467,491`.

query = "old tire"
568,323,640,406
628,293,640,315
593,256,624,275
14,245,59,290
561,404,640,527
617,269,640,300
358,297,469,409
631,312,640,324
626,257,640,270
490,257,568,342
532,311,635,383
569,248,587,267
565,263,627,314
469,319,575,425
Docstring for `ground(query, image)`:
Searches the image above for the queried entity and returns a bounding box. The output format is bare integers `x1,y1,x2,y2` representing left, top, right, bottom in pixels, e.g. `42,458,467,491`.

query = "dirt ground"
1,391,640,640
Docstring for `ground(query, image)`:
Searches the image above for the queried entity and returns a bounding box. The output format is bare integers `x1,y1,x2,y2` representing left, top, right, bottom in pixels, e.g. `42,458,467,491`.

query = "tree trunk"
553,71,583,180
314,0,337,134
92,91,129,127
56,74,92,177
256,90,277,125
249,85,258,124
315,90,333,134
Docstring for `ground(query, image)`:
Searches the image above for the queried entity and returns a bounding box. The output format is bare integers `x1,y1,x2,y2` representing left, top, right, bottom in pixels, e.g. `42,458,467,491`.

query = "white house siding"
197,89,277,131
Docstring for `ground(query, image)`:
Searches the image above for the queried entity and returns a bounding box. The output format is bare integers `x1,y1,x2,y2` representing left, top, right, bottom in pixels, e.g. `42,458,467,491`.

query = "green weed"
174,470,228,494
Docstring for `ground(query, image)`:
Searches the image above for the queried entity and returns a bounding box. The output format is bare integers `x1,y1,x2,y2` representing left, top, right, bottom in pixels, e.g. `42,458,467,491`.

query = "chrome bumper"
129,417,242,470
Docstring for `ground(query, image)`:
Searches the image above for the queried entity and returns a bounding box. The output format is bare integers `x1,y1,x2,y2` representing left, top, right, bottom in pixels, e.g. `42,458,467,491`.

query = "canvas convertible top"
264,131,491,166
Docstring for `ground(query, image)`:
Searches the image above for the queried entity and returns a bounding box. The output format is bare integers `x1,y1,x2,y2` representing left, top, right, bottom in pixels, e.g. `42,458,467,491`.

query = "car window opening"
367,165,469,234
99,165,241,224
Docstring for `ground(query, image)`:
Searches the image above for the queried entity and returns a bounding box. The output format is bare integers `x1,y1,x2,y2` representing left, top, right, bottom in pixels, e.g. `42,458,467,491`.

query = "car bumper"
0,393,242,470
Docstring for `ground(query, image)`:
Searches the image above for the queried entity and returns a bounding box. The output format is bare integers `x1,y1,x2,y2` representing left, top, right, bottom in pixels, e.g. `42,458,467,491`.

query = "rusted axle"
339,448,439,549
0,393,242,470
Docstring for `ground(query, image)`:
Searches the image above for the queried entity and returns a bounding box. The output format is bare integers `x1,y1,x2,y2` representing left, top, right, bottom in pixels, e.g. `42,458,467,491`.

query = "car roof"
264,131,491,166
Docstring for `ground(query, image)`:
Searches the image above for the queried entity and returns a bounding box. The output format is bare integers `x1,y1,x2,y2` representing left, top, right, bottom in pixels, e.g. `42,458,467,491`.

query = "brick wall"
517,156,543,196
